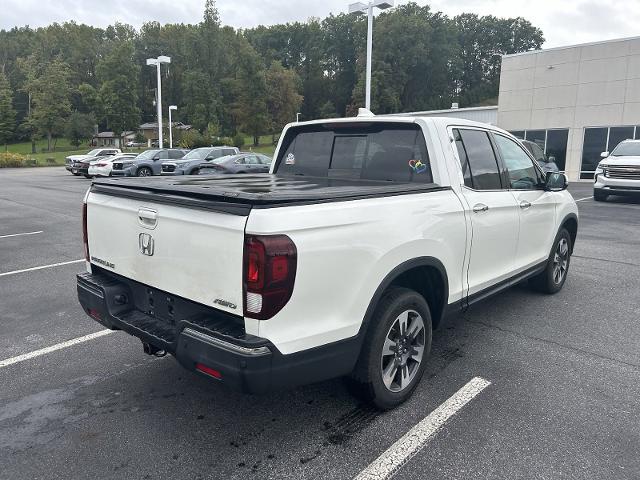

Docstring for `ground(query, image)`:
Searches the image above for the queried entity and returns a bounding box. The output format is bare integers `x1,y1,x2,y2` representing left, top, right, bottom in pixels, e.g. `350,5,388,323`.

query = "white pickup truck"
77,114,578,409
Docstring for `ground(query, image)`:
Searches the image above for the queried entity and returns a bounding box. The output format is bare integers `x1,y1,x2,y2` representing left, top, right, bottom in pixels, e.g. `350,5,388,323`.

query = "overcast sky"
1,0,637,49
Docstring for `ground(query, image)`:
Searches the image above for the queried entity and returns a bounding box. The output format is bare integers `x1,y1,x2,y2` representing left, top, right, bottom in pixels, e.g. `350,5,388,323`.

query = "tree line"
0,0,543,150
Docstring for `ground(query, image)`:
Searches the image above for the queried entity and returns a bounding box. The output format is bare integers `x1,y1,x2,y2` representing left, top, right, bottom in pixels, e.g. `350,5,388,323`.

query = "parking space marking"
0,259,84,278
0,230,43,239
0,329,114,369
575,196,593,202
354,376,491,480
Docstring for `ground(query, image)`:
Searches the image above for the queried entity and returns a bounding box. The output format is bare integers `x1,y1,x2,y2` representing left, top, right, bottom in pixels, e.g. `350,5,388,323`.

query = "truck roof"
290,114,502,132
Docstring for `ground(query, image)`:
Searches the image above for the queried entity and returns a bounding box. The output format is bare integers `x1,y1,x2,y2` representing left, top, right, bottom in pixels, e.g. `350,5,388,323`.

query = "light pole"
296,112,301,123
348,1,394,111
146,55,171,148
168,105,177,148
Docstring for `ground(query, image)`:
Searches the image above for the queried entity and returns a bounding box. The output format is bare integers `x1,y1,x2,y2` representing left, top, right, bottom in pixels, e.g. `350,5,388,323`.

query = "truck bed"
92,174,447,215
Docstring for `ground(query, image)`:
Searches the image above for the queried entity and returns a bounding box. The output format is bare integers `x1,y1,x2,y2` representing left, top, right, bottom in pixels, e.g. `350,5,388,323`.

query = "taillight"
82,202,89,261
243,235,297,320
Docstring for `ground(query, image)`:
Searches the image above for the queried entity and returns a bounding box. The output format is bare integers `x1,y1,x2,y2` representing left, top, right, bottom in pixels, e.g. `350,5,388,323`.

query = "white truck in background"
77,114,578,409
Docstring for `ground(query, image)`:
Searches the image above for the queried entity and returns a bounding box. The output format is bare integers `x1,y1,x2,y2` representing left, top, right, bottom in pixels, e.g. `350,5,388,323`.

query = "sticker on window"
408,159,427,174
285,153,295,165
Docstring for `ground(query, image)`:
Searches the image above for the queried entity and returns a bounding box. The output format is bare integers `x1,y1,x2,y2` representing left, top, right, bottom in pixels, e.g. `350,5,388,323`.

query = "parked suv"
111,149,188,177
66,148,121,175
594,140,640,201
161,146,239,175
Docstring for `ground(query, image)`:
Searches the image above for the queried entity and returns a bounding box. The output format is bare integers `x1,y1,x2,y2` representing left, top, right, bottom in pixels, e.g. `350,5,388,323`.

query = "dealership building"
404,35,640,181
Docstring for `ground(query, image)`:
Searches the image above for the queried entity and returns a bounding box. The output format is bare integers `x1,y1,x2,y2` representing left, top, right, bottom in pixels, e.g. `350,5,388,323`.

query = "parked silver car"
161,146,239,175
197,153,272,175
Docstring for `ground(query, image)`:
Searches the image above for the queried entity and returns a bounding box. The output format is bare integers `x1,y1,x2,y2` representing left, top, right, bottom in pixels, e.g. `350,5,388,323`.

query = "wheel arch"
359,257,449,337
559,213,578,254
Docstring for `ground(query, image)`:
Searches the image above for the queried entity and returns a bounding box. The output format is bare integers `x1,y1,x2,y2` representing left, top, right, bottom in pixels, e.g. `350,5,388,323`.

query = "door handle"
472,203,489,213
519,200,532,210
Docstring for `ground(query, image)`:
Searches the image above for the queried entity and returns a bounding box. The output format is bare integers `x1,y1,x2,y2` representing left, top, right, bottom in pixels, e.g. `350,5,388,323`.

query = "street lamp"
168,105,177,148
348,1,394,111
146,55,171,148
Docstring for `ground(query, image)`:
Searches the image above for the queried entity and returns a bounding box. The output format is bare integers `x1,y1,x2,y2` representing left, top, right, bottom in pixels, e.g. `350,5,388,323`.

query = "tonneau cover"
92,174,446,212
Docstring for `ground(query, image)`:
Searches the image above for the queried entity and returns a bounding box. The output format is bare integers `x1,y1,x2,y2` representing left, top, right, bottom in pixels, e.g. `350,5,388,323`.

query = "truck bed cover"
91,174,448,215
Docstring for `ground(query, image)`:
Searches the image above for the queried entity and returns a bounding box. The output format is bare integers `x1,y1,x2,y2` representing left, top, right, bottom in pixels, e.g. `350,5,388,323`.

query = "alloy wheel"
552,237,569,284
380,309,425,393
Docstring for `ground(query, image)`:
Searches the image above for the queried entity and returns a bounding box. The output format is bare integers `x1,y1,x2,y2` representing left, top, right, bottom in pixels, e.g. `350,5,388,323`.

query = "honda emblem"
139,233,154,256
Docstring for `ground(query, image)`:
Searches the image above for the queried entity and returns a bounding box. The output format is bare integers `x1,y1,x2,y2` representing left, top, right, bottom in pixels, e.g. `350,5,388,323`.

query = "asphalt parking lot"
1,167,639,480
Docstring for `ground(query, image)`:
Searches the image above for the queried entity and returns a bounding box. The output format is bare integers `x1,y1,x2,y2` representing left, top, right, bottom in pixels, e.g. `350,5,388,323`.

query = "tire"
137,167,153,177
189,168,199,175
529,228,572,294
348,287,432,410
594,190,608,202
84,174,92,179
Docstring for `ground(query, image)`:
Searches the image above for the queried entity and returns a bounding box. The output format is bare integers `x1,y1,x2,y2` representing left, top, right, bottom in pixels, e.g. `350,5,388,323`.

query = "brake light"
95,163,107,167
82,202,89,261
243,235,297,320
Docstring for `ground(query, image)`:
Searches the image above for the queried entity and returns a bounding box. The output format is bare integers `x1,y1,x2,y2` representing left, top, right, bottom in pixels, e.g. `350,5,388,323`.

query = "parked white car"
77,114,578,409
594,139,640,201
65,148,122,175
87,153,137,178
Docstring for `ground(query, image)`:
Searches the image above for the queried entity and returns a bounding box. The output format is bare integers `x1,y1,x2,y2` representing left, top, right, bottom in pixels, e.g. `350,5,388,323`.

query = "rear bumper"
77,268,360,393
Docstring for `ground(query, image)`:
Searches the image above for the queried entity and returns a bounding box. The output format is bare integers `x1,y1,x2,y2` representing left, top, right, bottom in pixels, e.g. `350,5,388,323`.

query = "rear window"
275,123,433,183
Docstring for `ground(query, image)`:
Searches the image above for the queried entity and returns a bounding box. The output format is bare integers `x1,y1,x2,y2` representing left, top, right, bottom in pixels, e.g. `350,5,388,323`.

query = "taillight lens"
243,235,297,320
82,202,89,261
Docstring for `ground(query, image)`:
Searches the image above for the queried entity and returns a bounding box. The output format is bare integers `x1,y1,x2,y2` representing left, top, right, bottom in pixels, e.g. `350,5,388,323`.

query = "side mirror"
548,155,556,163
545,172,568,191
153,155,160,161
600,151,609,158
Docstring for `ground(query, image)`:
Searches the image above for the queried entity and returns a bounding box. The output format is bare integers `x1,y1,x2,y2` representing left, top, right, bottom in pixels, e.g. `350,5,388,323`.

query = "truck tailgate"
85,191,247,315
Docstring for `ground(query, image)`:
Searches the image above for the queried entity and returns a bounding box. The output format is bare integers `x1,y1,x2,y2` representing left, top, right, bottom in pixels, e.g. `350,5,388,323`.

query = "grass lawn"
1,136,278,168
242,135,277,157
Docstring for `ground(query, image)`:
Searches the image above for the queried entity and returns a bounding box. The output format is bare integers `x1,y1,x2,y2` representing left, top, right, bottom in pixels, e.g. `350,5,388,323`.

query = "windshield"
611,142,640,156
181,148,211,161
135,150,160,160
87,149,102,156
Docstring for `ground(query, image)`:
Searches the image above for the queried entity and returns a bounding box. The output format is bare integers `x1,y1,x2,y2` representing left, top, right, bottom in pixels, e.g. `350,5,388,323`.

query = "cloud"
1,0,639,49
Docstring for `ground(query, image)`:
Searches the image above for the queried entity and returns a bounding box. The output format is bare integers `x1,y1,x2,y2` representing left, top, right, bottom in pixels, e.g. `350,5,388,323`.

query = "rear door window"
454,129,502,190
275,123,432,183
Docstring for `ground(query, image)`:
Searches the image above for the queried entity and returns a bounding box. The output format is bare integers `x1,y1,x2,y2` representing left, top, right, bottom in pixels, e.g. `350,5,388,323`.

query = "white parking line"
0,259,84,278
354,376,491,480
575,196,593,202
0,329,114,369
0,230,43,239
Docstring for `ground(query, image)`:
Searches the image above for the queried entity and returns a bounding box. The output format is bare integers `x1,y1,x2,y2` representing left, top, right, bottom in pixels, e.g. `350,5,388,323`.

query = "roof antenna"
357,108,375,117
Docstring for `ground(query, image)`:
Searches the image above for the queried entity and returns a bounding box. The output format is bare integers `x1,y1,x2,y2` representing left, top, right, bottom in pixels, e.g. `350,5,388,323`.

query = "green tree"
95,42,141,135
23,56,73,151
65,111,96,147
233,41,269,146
265,61,303,140
0,71,16,148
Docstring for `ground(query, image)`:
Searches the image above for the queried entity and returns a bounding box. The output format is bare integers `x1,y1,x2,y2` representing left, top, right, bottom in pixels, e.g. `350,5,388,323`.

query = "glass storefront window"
581,127,608,179
546,130,568,171
525,130,546,151
608,127,635,152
